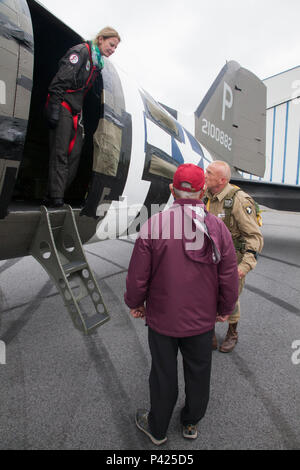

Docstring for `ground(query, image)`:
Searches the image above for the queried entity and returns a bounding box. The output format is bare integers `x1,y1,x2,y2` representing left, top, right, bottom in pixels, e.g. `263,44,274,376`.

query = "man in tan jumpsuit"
204,161,263,353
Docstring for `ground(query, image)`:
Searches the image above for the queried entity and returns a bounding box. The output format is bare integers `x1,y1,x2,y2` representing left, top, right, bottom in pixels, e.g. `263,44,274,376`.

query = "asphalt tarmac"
0,207,299,450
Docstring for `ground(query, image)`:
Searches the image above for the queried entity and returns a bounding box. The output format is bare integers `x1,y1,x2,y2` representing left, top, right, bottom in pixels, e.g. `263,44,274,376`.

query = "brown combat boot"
219,323,238,353
212,329,218,350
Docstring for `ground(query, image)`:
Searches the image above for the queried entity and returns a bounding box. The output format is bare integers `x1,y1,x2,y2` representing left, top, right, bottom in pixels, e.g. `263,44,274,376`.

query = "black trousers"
148,327,213,440
48,106,83,199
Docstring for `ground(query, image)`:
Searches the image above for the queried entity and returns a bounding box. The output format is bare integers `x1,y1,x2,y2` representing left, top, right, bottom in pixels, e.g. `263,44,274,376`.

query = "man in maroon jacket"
124,163,238,445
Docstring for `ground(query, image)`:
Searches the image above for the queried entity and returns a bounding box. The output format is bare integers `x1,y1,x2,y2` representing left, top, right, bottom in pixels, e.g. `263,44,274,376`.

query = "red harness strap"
61,44,98,156
66,43,98,96
61,101,79,156
47,44,97,156
46,97,79,155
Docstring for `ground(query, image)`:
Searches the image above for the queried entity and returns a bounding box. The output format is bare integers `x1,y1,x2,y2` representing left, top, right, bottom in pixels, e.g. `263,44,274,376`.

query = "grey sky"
39,0,300,114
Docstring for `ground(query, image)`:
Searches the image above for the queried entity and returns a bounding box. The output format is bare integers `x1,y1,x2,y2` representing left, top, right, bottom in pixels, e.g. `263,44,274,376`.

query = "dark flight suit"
46,41,102,201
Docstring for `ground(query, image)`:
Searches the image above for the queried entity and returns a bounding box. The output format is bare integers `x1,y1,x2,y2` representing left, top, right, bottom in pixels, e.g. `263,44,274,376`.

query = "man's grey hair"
173,182,202,199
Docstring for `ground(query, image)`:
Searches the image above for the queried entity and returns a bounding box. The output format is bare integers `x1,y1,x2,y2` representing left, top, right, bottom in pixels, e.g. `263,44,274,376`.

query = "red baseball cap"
173,164,205,193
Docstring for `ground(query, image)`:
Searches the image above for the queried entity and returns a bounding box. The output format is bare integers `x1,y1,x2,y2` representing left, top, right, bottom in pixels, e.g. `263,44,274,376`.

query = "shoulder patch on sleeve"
69,53,79,65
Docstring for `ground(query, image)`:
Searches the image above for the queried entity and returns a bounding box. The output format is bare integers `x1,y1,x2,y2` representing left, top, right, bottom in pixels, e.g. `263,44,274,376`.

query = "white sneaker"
135,409,167,446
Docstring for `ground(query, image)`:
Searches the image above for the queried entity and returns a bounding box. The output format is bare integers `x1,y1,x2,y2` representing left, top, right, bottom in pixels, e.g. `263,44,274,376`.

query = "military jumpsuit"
46,42,102,200
204,183,264,324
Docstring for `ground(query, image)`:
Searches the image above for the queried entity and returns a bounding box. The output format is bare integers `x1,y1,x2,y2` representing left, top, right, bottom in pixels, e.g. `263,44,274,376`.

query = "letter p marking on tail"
222,82,233,121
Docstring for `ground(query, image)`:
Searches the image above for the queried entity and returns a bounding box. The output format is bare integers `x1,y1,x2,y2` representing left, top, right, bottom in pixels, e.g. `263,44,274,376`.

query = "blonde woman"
45,27,120,207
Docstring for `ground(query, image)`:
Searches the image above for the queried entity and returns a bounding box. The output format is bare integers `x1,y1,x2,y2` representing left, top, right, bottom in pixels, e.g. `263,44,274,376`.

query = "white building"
254,66,300,186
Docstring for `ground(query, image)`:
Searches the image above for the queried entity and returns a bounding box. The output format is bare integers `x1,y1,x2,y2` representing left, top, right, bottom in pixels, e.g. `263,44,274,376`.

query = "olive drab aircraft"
0,0,292,334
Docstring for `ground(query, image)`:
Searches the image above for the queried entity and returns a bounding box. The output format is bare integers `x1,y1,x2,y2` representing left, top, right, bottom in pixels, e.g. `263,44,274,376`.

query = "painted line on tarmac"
260,254,300,269
245,284,300,316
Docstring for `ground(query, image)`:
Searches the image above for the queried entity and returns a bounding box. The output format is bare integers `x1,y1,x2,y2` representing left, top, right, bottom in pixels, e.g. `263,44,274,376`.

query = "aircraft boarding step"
30,205,110,334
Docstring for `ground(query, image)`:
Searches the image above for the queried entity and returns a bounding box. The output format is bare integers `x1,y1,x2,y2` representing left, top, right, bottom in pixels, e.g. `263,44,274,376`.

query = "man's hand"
216,314,230,323
238,268,246,280
130,306,146,319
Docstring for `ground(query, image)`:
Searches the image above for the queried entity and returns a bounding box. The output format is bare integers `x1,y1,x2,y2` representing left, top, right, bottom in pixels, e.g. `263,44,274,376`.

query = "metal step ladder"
30,205,110,334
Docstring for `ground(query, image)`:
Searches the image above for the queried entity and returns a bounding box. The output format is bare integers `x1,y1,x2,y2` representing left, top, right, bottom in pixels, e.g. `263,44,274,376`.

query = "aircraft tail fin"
194,61,267,177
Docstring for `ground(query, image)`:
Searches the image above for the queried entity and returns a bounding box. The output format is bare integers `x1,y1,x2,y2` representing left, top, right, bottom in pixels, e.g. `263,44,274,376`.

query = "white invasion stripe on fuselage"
146,118,172,155
95,65,150,240
94,66,215,241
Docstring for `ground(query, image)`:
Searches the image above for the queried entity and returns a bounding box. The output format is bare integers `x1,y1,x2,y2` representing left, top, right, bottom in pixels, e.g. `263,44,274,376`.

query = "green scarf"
91,43,104,70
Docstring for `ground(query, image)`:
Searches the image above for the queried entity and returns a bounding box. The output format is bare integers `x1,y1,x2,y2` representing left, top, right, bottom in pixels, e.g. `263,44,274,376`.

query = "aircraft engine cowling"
0,0,34,219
